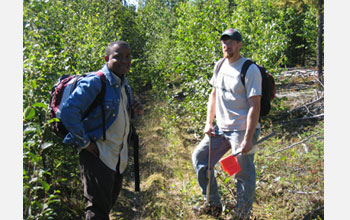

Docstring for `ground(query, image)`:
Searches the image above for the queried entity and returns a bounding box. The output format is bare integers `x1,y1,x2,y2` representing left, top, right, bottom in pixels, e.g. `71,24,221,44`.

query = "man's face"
105,44,131,78
221,38,241,59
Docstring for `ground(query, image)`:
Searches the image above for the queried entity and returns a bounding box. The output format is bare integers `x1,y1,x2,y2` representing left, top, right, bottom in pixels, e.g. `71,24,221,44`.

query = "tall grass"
114,89,324,219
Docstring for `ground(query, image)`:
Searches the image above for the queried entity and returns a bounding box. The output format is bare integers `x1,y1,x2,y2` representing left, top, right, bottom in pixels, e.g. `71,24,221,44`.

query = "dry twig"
290,96,324,114
288,190,320,195
268,133,320,156
279,114,324,126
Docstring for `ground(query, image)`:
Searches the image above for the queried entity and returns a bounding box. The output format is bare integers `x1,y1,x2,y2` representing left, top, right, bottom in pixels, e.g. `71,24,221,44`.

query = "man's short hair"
105,41,129,56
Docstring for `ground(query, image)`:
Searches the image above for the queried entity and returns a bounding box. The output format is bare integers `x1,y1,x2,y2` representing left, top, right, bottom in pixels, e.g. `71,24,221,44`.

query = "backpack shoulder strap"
240,59,254,86
214,58,226,76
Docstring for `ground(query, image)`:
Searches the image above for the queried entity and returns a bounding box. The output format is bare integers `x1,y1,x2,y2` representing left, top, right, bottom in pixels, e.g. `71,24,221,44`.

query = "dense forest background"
21,0,329,219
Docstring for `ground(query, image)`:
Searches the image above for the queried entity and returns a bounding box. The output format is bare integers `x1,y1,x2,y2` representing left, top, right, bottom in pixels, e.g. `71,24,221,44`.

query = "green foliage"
138,0,317,134
124,98,323,219
23,0,142,218
23,0,319,218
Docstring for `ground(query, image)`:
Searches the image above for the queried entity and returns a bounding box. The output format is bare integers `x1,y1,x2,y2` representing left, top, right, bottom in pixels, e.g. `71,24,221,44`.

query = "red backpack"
49,72,106,139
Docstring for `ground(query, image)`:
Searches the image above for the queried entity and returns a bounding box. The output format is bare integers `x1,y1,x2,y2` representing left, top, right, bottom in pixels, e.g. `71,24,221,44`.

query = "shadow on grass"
262,103,323,141
110,139,176,219
110,187,145,220
302,205,324,220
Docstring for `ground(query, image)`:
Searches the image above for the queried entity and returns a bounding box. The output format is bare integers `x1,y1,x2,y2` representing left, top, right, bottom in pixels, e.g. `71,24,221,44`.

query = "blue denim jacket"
60,64,133,148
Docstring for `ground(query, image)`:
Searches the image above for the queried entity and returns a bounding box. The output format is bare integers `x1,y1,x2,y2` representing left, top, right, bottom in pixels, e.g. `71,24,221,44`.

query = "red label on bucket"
220,154,241,176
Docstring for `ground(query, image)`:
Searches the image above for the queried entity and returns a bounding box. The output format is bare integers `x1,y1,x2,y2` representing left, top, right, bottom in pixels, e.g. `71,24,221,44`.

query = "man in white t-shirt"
192,28,262,219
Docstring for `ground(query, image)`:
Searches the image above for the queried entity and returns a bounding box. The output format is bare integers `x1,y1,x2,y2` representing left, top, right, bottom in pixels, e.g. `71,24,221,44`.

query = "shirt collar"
112,71,122,86
101,64,128,87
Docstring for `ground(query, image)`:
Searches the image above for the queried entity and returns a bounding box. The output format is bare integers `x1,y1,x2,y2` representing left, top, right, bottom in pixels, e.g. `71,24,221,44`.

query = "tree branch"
280,113,324,126
288,190,320,195
268,133,320,156
290,96,324,114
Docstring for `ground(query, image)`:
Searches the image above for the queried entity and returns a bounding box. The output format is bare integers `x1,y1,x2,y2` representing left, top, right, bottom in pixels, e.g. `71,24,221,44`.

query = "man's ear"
104,55,109,62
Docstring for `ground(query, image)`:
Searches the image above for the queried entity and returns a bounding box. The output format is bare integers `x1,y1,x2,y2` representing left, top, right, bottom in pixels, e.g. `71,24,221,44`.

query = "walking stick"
131,123,140,192
206,135,212,205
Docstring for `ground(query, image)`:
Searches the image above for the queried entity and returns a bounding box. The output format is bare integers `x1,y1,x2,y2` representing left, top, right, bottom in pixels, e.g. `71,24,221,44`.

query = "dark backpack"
215,58,275,117
49,71,107,140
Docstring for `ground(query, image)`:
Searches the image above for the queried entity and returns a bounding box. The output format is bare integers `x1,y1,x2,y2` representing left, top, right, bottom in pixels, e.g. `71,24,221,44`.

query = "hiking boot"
232,216,252,220
232,212,253,220
224,215,252,220
193,202,222,218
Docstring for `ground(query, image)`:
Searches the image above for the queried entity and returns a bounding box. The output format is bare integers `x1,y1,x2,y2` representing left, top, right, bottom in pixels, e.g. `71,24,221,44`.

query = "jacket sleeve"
60,75,102,148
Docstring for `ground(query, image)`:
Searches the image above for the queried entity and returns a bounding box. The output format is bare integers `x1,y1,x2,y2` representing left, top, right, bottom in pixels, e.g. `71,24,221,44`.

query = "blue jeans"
192,127,260,217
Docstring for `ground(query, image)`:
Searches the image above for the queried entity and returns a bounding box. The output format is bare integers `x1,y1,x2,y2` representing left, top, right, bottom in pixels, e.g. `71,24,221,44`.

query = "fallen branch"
279,113,324,126
268,133,320,156
257,131,276,144
314,75,324,89
288,190,320,195
290,96,324,114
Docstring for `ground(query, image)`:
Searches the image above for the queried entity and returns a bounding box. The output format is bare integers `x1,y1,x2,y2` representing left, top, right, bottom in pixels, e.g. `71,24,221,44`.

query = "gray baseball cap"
220,28,242,42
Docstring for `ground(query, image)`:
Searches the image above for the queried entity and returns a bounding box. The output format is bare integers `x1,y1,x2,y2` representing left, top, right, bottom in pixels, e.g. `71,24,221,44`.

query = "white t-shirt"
209,57,262,131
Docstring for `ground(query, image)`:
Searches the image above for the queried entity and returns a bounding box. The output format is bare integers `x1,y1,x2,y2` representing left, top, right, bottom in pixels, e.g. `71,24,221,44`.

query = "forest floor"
110,68,324,220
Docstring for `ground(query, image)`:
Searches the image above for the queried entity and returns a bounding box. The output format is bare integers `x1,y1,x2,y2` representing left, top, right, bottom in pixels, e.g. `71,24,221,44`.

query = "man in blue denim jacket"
60,41,143,220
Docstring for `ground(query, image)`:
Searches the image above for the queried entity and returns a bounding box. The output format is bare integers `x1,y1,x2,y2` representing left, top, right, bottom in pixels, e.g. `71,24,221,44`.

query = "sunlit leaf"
24,106,36,120
41,180,50,192
32,102,47,109
48,118,60,123
41,142,53,150
31,80,37,89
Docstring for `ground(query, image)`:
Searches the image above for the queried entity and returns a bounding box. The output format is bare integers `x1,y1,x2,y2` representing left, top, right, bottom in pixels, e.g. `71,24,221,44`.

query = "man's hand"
131,100,144,117
204,123,215,136
85,142,99,158
240,138,253,154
